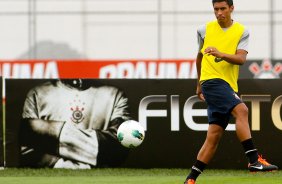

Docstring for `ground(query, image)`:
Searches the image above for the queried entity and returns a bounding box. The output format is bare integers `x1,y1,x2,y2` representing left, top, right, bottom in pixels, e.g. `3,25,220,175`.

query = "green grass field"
0,168,281,184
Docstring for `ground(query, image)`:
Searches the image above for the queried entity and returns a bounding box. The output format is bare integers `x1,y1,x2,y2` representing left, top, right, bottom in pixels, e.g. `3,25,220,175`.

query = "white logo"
233,93,241,100
249,59,282,79
250,165,263,170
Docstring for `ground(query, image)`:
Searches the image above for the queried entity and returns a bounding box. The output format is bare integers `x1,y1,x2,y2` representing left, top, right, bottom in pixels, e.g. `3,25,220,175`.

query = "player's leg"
184,124,224,184
232,103,257,163
232,103,251,141
184,79,231,183
232,103,278,171
197,124,224,163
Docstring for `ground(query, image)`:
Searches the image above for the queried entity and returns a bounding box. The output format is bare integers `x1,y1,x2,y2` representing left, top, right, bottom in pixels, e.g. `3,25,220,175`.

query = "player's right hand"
196,84,205,101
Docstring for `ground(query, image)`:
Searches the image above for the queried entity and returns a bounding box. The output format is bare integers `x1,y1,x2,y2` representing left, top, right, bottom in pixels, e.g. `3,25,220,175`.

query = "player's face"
213,1,234,25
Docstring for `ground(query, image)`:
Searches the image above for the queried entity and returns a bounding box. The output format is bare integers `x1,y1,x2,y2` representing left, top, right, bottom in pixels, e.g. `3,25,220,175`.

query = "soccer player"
184,0,278,183
20,79,131,168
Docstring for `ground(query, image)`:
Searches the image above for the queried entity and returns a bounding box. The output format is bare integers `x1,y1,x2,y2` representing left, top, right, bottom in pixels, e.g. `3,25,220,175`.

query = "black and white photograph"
1,0,282,183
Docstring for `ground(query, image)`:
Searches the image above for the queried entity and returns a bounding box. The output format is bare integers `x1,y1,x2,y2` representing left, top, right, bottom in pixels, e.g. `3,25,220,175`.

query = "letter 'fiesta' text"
139,95,282,131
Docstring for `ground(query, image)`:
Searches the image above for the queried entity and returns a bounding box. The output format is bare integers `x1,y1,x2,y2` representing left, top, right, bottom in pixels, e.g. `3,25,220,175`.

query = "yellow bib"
200,20,245,92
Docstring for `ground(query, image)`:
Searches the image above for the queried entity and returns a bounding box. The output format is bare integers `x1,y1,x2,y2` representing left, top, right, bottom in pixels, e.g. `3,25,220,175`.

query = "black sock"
241,138,258,164
186,160,207,181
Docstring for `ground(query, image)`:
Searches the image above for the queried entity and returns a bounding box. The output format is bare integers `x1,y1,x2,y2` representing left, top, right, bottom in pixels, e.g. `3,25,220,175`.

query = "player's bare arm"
204,47,248,65
195,52,205,101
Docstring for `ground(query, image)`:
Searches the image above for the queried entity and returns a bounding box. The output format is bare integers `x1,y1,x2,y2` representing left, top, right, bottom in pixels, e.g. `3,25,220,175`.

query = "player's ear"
230,5,234,13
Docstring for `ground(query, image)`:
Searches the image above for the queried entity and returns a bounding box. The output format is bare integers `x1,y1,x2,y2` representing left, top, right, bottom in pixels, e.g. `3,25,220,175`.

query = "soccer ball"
117,120,145,148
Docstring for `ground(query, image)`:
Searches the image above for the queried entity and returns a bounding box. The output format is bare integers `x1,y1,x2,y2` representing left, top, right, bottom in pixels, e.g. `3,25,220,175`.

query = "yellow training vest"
200,20,245,92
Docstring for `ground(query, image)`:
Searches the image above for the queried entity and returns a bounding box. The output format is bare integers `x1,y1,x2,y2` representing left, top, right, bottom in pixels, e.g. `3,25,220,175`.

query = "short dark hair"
212,0,233,6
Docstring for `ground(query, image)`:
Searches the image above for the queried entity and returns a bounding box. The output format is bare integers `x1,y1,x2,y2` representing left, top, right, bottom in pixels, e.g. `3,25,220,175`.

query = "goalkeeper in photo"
20,79,131,168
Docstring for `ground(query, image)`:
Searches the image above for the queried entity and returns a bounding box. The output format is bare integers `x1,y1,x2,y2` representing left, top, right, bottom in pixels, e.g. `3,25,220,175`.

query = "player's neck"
218,19,233,28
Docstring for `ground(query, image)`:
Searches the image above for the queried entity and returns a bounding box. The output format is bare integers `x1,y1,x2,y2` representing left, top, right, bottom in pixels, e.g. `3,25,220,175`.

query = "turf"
0,168,281,184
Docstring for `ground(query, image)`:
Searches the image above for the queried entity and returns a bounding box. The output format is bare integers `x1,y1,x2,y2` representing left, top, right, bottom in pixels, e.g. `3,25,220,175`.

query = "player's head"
212,0,234,25
212,0,233,6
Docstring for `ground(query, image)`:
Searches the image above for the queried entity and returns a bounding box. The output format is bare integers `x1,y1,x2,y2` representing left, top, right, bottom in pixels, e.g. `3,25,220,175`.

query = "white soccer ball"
117,120,145,148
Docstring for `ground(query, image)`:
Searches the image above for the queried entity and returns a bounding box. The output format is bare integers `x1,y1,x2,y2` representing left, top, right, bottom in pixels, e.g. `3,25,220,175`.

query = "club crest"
70,95,85,124
249,59,282,79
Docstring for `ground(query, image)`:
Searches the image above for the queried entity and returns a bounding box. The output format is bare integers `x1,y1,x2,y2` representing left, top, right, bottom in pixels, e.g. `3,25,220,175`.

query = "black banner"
4,79,282,169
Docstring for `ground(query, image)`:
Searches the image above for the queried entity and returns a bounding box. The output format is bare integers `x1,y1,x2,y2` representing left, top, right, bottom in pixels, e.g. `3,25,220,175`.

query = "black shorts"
201,79,242,129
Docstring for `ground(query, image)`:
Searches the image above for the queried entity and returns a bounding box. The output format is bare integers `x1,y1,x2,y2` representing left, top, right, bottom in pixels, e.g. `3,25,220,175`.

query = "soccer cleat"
248,155,278,172
184,179,195,184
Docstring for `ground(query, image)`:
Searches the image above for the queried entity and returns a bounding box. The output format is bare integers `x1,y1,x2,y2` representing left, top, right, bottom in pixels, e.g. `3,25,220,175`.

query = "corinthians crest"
249,59,282,79
70,95,85,124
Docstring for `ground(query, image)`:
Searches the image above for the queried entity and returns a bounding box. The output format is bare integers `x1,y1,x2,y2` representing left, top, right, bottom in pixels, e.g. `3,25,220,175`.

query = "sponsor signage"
0,60,197,79
4,79,282,169
1,59,281,79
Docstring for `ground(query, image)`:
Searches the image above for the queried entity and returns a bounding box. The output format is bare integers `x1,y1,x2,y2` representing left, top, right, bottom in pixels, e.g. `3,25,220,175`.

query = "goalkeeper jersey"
21,80,131,168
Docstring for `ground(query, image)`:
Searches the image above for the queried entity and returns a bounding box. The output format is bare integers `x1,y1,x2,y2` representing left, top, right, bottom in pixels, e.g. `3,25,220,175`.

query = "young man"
184,0,278,183
20,79,131,168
